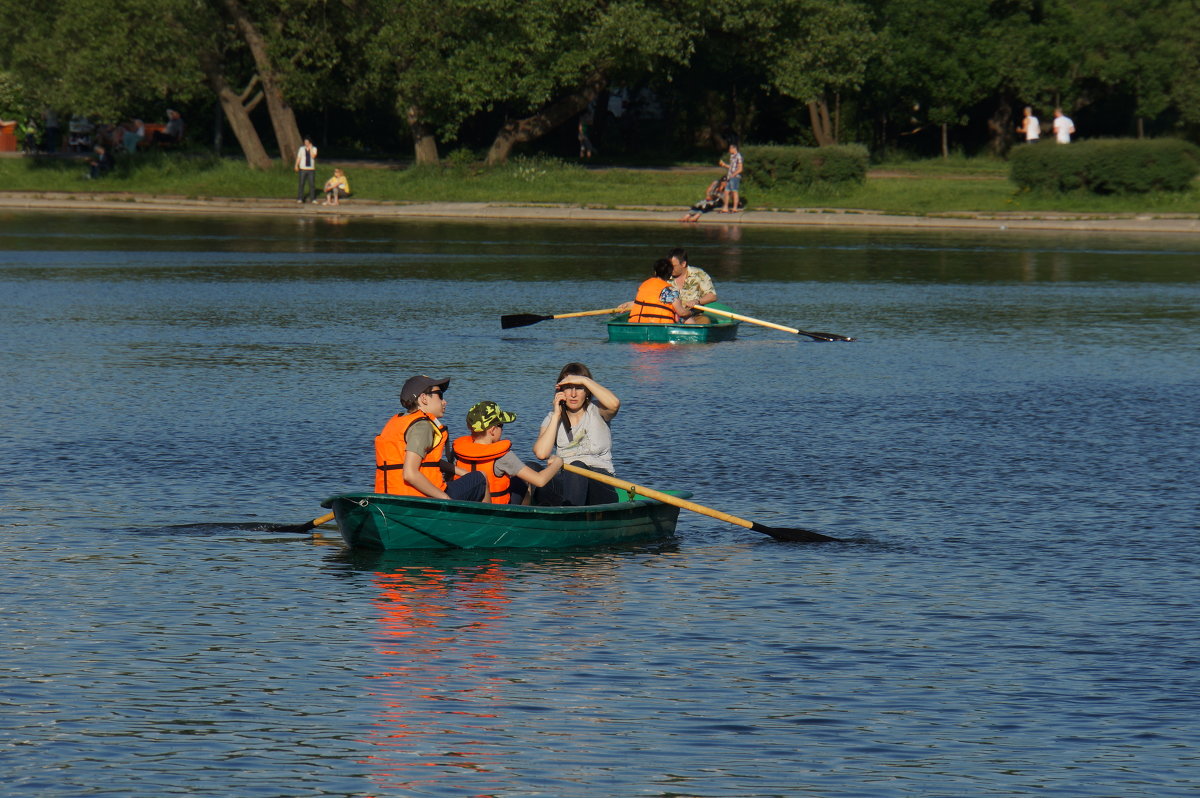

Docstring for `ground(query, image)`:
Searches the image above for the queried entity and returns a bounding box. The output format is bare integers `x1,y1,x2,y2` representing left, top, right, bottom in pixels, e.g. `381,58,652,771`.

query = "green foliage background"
1,0,1199,163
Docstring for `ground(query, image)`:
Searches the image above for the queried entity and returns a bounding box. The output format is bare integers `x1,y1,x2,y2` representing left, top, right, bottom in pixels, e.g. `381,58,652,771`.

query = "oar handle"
561,464,754,530
695,306,851,341
552,307,625,320
694,305,801,335
311,511,335,528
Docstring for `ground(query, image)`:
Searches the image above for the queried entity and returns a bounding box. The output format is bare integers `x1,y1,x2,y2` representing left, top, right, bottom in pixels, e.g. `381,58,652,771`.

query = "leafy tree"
684,0,874,148
1064,0,1200,137
869,0,996,157
763,0,875,146
4,0,208,121
356,0,702,164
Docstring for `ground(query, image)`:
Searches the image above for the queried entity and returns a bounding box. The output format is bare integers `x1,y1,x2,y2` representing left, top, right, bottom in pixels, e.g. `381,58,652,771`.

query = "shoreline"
3,190,1200,234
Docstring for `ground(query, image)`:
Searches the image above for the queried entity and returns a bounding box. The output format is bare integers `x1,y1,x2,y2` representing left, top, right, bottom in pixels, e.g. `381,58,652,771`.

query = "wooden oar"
269,511,334,534
501,307,625,329
695,305,854,341
561,464,840,543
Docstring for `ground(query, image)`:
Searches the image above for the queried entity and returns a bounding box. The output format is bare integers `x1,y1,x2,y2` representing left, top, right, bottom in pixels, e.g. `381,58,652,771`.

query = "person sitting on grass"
681,175,729,223
322,168,351,205
152,109,184,145
452,401,563,505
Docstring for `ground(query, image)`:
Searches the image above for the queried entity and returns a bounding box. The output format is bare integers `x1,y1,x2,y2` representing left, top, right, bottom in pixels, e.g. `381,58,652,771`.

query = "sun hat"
466,400,517,432
400,375,449,406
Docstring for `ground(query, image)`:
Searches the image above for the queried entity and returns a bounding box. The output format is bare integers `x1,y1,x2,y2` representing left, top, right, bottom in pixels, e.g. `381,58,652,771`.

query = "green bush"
1010,138,1200,194
743,144,868,189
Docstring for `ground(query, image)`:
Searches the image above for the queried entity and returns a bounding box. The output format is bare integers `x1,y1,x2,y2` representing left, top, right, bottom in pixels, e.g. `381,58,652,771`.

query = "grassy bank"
3,150,1199,216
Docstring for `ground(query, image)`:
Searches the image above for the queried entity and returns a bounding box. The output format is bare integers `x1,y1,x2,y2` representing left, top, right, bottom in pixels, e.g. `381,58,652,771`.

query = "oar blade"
500,313,551,329
806,331,855,342
267,512,335,534
750,522,842,543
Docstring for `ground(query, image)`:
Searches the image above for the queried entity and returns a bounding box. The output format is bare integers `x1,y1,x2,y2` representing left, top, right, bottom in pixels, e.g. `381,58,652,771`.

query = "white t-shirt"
540,401,613,472
1024,116,1040,141
1053,116,1074,143
296,144,317,170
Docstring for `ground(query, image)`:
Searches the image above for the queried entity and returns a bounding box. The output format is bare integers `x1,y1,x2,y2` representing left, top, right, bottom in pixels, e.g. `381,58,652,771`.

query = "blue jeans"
446,471,487,502
532,461,618,506
297,170,316,202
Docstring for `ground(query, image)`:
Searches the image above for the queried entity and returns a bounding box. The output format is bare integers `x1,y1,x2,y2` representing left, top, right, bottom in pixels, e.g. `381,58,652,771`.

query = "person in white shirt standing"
295,137,318,203
1017,106,1040,142
1052,108,1075,143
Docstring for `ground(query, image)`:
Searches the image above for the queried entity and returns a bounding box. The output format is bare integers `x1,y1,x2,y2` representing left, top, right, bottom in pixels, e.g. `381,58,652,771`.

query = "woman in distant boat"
619,258,685,324
531,362,620,506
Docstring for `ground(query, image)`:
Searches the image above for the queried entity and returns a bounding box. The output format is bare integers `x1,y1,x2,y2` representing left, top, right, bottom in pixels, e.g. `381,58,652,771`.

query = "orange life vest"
374,410,447,495
452,436,513,504
629,276,678,324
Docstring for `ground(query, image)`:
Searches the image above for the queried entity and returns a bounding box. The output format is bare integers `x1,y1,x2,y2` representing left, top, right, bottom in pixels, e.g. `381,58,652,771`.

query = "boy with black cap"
453,401,564,505
374,375,487,501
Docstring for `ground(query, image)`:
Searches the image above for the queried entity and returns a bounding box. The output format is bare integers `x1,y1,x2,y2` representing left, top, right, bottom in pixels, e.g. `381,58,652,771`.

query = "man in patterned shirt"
668,247,718,324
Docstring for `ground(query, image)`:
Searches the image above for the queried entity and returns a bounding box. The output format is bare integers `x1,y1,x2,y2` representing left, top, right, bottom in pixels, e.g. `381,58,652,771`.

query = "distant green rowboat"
607,301,740,343
322,489,691,550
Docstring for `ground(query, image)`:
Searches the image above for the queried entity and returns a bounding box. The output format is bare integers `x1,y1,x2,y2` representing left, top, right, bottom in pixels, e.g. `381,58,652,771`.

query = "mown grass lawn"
2,149,1198,216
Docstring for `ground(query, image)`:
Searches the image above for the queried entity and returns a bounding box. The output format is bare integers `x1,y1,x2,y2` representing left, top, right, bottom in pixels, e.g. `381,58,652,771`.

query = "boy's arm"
517,456,563,487
402,450,449,498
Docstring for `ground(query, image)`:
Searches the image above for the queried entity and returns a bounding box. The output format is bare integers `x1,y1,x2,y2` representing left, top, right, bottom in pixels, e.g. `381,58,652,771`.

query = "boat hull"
607,301,740,343
322,491,690,550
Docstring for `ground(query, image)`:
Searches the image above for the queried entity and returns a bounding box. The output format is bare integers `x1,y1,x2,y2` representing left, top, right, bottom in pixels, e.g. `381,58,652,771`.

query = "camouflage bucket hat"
466,400,517,432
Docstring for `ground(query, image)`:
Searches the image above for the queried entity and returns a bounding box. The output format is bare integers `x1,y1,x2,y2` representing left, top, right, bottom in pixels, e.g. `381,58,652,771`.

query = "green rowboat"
321,489,692,550
607,301,740,343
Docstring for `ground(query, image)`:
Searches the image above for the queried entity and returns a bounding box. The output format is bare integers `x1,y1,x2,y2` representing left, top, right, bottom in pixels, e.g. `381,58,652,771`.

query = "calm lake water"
1,211,1198,797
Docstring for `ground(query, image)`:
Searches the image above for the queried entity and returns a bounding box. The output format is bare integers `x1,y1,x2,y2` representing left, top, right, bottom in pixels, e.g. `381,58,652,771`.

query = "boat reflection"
333,543,678,794
363,560,509,794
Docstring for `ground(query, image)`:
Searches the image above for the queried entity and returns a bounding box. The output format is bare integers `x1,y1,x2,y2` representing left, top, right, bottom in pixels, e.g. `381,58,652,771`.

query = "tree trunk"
486,72,607,165
987,98,1013,157
834,92,841,144
406,106,440,164
941,123,949,158
807,99,836,146
219,0,302,161
202,64,271,169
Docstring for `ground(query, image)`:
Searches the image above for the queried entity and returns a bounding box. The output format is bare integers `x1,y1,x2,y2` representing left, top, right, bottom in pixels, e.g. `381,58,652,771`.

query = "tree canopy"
1,0,1198,165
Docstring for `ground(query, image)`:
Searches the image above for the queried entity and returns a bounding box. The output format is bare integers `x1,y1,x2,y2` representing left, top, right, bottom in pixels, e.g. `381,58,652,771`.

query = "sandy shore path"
3,190,1200,234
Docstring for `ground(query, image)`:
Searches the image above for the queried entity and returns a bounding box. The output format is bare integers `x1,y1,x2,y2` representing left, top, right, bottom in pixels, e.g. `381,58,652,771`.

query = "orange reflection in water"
360,563,511,796
627,341,681,382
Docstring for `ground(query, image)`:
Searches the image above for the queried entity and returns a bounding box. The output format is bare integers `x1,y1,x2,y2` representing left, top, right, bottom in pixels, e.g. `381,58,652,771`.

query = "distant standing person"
295,136,318,204
578,112,595,159
1018,106,1040,142
719,142,743,213
1052,108,1075,144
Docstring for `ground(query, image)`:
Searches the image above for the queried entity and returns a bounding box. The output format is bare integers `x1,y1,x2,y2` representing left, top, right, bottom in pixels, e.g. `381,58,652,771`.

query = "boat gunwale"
606,301,741,342
321,490,693,518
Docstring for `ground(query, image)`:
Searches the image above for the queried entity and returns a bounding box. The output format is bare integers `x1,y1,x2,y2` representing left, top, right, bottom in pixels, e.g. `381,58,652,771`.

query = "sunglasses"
425,389,446,398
